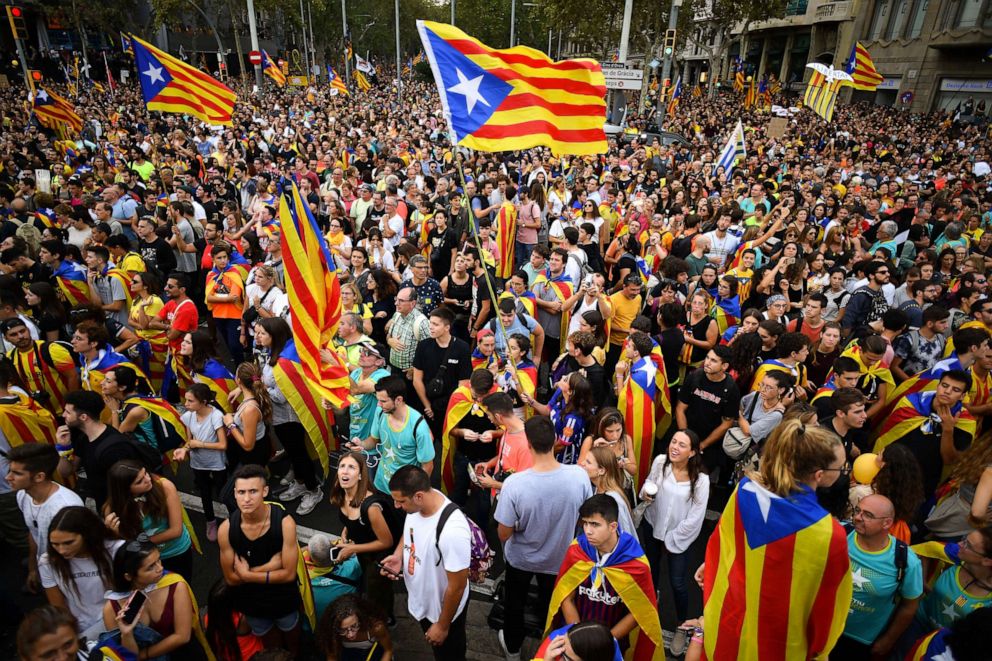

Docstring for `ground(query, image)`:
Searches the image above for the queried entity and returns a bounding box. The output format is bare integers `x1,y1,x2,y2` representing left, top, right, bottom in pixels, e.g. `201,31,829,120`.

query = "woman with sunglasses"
128,271,168,393
316,594,393,661
325,217,353,272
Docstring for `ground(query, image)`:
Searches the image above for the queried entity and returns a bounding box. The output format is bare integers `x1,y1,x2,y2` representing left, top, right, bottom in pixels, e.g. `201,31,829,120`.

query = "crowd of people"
3,59,992,661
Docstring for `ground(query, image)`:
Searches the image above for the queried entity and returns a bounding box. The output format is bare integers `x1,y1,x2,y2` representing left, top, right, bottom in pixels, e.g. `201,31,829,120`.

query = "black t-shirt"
454,409,498,462
413,337,472,404
139,237,177,275
563,355,607,404
657,328,685,380
894,421,972,496
677,368,740,441
71,426,143,507
428,226,458,276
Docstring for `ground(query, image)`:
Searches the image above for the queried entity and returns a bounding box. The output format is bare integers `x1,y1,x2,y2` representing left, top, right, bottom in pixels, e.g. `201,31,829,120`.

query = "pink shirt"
516,201,540,245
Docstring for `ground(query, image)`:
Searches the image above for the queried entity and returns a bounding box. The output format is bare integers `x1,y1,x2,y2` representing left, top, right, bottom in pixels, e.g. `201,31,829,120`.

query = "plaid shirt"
387,308,430,370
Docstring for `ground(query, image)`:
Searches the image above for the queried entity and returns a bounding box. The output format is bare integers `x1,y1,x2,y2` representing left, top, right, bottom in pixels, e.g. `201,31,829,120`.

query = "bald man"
833,494,923,659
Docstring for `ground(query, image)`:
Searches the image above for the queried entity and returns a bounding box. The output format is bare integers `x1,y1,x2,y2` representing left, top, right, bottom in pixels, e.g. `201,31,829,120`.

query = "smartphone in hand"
121,590,148,626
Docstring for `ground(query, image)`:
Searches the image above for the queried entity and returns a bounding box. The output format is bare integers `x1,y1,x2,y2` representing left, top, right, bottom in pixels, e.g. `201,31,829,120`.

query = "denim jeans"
515,241,535,272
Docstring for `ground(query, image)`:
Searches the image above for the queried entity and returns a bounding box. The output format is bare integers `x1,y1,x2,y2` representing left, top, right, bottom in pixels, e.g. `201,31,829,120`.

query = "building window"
906,0,929,37
868,0,893,40
885,0,911,39
956,0,986,27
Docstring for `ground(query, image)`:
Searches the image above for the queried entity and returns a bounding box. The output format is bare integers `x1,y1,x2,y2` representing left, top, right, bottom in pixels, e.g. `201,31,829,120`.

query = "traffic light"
663,29,677,57
6,6,27,40
29,70,41,82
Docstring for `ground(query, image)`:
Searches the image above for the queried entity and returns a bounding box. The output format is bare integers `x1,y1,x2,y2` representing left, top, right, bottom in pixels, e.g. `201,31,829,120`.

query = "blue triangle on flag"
132,41,173,104
422,26,513,140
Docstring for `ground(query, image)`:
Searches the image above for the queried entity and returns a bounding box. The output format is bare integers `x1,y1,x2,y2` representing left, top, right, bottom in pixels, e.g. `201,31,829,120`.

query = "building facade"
679,0,992,113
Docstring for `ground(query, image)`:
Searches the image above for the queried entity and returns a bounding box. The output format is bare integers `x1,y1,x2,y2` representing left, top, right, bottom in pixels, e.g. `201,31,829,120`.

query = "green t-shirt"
349,367,390,440
843,532,923,644
371,407,435,494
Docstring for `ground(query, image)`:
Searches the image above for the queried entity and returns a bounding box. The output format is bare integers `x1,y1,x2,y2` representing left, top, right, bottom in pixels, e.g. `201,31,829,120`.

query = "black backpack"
94,433,165,475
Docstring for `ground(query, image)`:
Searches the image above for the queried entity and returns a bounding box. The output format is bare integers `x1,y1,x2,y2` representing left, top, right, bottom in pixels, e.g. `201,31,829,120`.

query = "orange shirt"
205,269,244,320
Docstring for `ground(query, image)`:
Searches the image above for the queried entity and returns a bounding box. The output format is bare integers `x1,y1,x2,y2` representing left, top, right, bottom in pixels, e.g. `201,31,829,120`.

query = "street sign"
603,67,642,91
248,50,261,65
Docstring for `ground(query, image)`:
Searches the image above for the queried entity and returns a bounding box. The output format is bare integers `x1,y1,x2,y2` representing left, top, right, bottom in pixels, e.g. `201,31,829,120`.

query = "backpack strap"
434,502,460,567
893,539,908,604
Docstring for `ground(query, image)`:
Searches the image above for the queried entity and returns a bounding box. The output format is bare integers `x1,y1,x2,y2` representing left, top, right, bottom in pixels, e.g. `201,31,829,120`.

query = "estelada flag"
261,50,287,86
195,358,238,413
278,179,351,411
32,87,83,134
872,354,966,428
873,391,976,455
845,42,884,91
703,477,852,659
81,346,150,395
710,295,740,336
833,341,895,394
494,201,517,279
618,354,662,487
750,359,806,392
417,20,607,156
130,34,236,125
440,384,495,493
272,339,338,475
498,290,537,318
546,533,663,660
52,260,90,308
532,272,574,340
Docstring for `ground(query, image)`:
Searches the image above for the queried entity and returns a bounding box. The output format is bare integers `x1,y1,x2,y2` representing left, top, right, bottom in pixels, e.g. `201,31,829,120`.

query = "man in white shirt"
382,197,406,250
382,465,471,661
703,208,741,270
6,443,83,592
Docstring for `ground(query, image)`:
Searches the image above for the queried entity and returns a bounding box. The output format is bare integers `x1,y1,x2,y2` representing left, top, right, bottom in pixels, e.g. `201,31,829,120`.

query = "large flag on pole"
277,180,351,474
327,65,349,96
712,119,746,180
32,88,83,134
666,76,682,117
129,34,236,125
416,20,607,156
261,50,287,86
844,42,884,91
354,70,372,92
802,64,852,123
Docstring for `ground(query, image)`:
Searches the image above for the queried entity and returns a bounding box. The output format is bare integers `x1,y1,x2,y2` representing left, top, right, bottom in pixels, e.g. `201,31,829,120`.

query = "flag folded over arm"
417,20,607,156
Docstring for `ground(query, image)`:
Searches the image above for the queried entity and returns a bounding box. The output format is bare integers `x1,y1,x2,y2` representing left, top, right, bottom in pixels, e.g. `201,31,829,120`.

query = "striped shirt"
387,309,430,370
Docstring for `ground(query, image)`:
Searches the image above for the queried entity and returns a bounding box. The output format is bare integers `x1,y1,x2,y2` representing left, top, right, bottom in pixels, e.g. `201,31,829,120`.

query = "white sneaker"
278,482,307,501
498,629,521,661
296,486,323,516
278,468,296,486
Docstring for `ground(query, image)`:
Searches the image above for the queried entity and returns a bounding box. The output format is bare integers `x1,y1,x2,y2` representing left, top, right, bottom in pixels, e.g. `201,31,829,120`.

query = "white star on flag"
742,480,781,523
35,90,49,102
447,68,490,114
143,64,165,85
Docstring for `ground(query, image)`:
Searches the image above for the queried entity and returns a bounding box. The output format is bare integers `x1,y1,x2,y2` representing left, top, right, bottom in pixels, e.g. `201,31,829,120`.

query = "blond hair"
753,419,840,496
590,445,631,510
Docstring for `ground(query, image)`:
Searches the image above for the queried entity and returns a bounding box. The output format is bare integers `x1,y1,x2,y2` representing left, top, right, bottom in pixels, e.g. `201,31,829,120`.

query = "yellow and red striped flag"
354,70,371,92
494,201,517,279
277,179,350,474
129,34,236,125
703,476,852,659
417,20,607,156
803,69,844,122
32,87,83,134
743,77,756,109
327,65,349,96
845,41,884,91
261,50,287,86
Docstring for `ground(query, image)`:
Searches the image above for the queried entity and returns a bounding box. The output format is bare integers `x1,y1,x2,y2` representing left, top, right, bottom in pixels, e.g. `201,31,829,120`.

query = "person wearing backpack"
59,390,154,508
834,494,923,659
381,465,471,661
3,317,79,416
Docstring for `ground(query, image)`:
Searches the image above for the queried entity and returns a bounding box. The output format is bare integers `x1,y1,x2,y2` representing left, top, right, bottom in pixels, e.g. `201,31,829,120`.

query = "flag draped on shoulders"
195,359,238,413
618,354,662,487
703,477,851,660
81,346,149,394
494,201,517,279
874,354,964,427
533,624,623,661
532,272,574,339
272,339,337,475
129,34,236,125
52,260,89,308
750,359,797,391
0,392,58,447
417,20,607,156
441,385,494,494
710,295,740,335
546,533,663,661
873,391,975,454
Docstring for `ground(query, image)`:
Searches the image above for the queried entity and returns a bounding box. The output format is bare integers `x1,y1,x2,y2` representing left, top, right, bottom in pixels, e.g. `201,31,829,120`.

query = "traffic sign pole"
5,7,32,92
657,0,682,117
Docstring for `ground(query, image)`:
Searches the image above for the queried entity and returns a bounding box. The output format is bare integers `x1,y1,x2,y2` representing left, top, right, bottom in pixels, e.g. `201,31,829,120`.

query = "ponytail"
756,419,840,496
236,362,272,423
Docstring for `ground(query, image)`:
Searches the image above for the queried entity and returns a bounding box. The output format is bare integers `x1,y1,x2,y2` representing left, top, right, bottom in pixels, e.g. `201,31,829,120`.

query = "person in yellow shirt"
106,235,146,276
205,243,245,366
128,271,169,394
606,273,644,376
